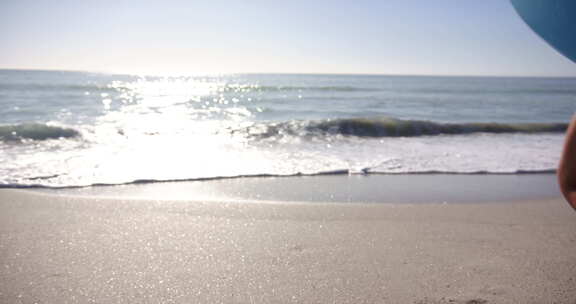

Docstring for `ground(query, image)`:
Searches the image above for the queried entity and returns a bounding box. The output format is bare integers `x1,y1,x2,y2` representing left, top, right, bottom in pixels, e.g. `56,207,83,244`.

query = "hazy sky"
1,0,576,76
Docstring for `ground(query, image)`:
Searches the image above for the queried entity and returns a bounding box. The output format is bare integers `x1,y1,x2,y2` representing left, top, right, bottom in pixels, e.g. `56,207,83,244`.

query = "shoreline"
1,187,575,303
31,173,562,204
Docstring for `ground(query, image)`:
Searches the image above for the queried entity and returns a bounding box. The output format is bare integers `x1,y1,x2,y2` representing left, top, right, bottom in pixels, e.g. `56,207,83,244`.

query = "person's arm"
558,115,576,210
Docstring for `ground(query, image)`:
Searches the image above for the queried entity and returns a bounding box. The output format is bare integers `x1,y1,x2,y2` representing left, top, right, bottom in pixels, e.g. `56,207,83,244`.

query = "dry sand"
1,188,575,303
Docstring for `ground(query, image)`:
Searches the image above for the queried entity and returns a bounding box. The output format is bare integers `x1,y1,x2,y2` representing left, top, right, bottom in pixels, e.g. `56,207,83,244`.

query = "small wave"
0,169,556,190
239,117,567,139
363,169,557,175
0,123,81,142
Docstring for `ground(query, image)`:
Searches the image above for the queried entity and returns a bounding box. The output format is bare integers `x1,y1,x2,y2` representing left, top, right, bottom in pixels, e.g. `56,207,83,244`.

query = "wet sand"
1,177,575,303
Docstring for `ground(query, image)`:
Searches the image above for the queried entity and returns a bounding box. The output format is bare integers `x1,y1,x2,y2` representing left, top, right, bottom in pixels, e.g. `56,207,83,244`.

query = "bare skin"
558,115,576,211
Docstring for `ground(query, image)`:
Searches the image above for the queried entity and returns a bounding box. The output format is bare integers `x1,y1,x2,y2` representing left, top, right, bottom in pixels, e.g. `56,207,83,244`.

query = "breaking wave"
0,123,81,142
239,117,568,139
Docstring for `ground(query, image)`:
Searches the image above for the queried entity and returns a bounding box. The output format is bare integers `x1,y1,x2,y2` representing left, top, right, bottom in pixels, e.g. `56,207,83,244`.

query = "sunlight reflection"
109,77,219,106
67,76,274,184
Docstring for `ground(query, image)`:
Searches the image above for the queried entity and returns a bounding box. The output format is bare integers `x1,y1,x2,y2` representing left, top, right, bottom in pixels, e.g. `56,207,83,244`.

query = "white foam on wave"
0,129,563,188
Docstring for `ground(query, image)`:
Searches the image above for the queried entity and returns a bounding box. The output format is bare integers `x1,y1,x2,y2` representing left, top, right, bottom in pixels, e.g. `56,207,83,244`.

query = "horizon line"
1,67,576,79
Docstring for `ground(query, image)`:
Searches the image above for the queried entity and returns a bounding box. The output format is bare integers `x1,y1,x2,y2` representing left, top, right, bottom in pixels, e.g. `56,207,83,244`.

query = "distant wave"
226,85,376,92
409,87,576,95
0,123,81,141
0,82,114,92
238,117,568,139
0,169,556,189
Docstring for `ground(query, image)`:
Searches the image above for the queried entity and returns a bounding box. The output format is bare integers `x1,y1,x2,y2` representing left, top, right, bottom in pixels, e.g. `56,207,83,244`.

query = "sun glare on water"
68,75,276,184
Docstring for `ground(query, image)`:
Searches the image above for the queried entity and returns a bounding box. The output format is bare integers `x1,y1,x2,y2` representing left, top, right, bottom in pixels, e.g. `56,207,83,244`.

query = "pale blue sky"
1,0,576,76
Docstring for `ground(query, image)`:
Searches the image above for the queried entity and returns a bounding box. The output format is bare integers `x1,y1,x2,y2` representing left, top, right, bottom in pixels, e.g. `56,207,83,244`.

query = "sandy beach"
1,178,575,304
3,0,576,302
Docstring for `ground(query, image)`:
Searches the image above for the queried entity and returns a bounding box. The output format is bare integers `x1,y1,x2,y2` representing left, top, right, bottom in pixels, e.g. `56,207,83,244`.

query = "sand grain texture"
1,189,575,303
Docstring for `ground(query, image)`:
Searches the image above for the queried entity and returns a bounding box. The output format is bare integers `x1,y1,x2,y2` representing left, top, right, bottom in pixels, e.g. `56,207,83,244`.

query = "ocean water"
1,70,575,188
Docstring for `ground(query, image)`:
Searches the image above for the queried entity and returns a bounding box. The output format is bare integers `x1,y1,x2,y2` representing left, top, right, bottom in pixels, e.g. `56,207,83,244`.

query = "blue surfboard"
510,0,576,63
